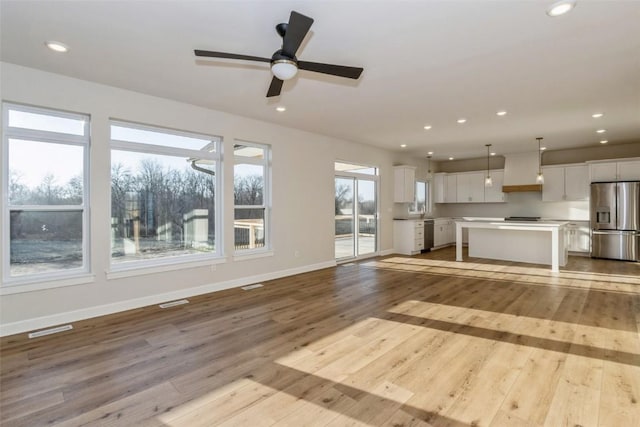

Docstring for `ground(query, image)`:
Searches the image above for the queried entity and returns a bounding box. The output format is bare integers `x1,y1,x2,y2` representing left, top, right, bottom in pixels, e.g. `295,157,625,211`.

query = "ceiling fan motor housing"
275,23,288,38
271,49,297,64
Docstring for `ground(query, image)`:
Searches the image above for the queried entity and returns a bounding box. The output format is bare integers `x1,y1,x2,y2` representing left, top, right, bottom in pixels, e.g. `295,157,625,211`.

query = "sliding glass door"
334,162,378,260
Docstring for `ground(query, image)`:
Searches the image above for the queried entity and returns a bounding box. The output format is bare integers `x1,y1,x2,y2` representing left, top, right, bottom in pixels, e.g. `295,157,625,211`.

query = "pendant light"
536,137,544,184
426,155,433,180
484,144,493,187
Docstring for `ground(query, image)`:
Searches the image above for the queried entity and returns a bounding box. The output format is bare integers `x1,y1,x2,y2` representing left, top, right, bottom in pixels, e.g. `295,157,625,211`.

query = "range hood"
502,152,543,193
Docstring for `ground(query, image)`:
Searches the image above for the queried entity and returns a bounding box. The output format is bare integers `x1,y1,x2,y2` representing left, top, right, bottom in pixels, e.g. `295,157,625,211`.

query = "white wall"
0,63,395,335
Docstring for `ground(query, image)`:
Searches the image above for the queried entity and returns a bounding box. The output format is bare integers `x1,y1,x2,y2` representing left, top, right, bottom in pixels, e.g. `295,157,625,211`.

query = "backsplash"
434,191,589,221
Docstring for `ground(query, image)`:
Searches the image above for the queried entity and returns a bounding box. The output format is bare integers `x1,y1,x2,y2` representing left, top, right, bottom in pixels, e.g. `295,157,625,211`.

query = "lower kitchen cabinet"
393,220,424,255
566,221,590,253
434,218,455,248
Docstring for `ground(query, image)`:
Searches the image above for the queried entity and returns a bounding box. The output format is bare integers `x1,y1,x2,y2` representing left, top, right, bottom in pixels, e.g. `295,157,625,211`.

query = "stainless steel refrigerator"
591,181,640,261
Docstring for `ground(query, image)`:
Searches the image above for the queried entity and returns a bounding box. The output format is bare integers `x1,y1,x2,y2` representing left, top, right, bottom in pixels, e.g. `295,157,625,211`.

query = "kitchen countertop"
455,219,569,272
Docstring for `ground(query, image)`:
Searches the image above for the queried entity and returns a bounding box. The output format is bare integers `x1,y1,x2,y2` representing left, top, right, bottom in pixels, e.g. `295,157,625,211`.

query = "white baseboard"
379,248,395,256
0,260,337,337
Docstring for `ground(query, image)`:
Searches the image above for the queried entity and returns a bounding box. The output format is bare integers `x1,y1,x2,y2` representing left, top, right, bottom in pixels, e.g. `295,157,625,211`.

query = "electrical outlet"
294,250,300,257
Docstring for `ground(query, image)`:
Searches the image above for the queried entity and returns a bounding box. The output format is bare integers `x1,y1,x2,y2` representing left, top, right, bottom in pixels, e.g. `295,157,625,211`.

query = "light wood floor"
2,248,640,426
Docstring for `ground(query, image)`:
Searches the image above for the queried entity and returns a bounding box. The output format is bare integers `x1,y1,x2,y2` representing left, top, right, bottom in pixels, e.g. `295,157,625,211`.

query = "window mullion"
110,140,218,160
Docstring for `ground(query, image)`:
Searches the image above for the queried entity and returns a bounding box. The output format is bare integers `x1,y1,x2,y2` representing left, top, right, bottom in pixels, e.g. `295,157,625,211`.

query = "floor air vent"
159,299,189,309
242,284,264,290
28,324,73,339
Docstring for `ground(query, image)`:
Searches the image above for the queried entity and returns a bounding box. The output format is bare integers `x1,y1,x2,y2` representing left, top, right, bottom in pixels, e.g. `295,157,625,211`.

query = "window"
409,180,429,214
110,121,221,268
2,103,90,284
234,142,270,252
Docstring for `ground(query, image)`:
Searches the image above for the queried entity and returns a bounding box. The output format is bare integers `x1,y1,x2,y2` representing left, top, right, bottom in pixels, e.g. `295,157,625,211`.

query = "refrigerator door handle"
592,230,637,235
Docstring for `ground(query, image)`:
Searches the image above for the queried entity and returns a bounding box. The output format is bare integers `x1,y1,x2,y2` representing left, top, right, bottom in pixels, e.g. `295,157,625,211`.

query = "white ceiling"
1,0,639,160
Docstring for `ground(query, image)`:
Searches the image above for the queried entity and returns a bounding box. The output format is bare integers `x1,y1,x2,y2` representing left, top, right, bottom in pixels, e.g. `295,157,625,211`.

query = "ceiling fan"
194,11,364,98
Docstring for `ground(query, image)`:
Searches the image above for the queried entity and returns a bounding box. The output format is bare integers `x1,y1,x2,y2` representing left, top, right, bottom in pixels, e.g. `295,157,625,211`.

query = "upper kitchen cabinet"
456,172,485,203
484,170,505,202
434,173,445,203
434,173,457,203
445,174,457,203
590,162,617,181
617,160,640,180
542,164,589,201
394,165,416,203
565,165,590,199
435,170,505,203
590,159,640,182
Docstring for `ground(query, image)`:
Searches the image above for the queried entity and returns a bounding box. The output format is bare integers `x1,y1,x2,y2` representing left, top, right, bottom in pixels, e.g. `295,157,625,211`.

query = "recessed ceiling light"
423,125,432,130
496,111,507,116
490,152,496,156
600,140,608,144
45,41,69,52
427,151,434,155
457,118,467,124
400,144,407,148
592,112,604,118
276,106,286,112
449,157,454,160
546,0,576,17
596,129,607,133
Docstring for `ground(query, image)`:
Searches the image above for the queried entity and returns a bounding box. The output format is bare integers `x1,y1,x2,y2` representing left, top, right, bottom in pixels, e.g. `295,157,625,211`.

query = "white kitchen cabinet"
434,218,455,248
436,170,505,203
590,159,640,182
394,166,416,203
434,173,446,203
393,220,424,255
484,170,505,202
564,165,590,200
590,162,617,182
456,172,485,203
566,221,590,253
445,174,457,203
542,164,589,201
618,160,640,180
542,167,565,201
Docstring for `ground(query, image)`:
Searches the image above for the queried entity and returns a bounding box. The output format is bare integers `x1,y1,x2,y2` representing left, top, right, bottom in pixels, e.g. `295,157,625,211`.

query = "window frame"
108,120,223,272
233,140,271,255
2,102,91,288
409,179,430,214
333,160,380,260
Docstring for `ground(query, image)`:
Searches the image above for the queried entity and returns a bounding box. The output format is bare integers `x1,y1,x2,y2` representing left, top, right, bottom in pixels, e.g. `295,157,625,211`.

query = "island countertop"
455,219,569,272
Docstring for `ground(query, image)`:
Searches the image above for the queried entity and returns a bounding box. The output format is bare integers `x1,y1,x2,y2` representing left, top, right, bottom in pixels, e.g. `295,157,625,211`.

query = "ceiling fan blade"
266,77,284,97
297,61,363,79
281,11,314,58
194,50,271,63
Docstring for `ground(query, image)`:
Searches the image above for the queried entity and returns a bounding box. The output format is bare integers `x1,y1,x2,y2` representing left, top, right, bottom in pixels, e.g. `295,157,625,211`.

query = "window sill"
1,273,95,295
233,250,274,262
106,256,227,280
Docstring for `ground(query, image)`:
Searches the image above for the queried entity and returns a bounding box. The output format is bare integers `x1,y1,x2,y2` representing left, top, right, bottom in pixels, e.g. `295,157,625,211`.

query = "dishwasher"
423,219,434,252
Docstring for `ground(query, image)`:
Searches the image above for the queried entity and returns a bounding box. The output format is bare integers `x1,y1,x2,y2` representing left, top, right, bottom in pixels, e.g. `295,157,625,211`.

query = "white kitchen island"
455,219,569,272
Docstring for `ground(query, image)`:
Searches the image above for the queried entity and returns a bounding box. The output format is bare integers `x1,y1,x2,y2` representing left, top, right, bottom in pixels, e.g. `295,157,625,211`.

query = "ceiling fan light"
271,60,298,80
